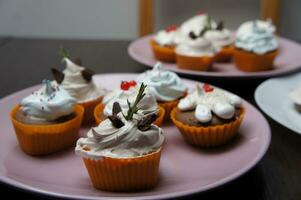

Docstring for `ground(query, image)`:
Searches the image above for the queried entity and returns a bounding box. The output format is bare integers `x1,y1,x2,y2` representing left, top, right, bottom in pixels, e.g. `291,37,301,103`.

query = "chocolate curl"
137,113,158,131
112,102,122,115
189,31,198,40
81,68,95,82
108,115,125,128
216,21,224,31
51,68,64,84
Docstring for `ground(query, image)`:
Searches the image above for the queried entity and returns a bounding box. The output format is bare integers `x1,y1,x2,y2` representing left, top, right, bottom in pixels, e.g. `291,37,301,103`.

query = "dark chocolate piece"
81,68,95,82
189,31,198,39
108,115,124,128
51,68,64,84
137,113,157,131
216,21,224,31
112,102,122,115
74,58,82,65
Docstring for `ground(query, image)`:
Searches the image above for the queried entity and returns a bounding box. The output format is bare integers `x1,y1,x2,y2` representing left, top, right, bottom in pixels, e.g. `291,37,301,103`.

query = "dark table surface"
0,38,300,200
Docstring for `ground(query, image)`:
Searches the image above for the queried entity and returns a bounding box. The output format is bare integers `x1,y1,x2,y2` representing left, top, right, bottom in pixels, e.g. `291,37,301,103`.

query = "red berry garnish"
183,89,188,97
165,24,177,32
121,81,130,90
129,80,137,87
203,83,214,93
197,11,204,16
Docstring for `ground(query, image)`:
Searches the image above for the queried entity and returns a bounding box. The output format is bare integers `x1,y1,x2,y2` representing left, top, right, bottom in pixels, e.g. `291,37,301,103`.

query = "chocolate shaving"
51,68,64,84
216,21,224,31
112,102,122,115
108,115,125,128
137,113,157,131
74,58,82,65
189,31,198,40
81,68,95,82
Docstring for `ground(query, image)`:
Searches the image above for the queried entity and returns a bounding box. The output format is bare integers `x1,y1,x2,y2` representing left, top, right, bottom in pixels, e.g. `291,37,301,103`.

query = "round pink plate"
128,35,301,78
0,74,271,199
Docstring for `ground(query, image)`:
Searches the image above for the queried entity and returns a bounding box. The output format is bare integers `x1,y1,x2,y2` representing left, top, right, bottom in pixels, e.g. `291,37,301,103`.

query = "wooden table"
0,38,300,200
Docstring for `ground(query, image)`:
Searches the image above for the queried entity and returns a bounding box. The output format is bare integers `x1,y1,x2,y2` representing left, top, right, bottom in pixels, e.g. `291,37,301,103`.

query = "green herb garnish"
125,83,147,120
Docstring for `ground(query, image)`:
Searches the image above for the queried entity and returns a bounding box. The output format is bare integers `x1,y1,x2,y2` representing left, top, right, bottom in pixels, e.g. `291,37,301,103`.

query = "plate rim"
0,73,271,200
128,35,301,79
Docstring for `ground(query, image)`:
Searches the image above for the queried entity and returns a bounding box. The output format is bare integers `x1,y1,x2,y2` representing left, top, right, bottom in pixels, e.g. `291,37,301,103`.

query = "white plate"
255,72,301,134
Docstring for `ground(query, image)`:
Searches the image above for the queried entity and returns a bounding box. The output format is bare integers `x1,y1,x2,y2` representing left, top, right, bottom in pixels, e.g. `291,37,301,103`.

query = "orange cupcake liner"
94,103,165,127
150,39,176,62
215,45,234,62
233,48,278,72
170,107,245,147
158,99,179,121
82,148,162,191
10,104,84,155
79,96,103,125
176,53,214,71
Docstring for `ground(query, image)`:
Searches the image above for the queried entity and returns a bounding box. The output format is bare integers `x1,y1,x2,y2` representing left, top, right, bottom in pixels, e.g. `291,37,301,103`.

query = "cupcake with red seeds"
94,80,165,126
171,83,245,147
150,25,184,62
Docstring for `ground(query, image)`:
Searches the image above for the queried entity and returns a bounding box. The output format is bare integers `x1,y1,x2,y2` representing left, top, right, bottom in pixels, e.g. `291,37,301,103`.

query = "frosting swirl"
204,29,234,49
175,37,217,57
21,80,76,121
75,114,164,159
137,62,187,101
154,28,184,46
102,83,158,117
58,58,105,103
235,20,278,54
178,84,242,123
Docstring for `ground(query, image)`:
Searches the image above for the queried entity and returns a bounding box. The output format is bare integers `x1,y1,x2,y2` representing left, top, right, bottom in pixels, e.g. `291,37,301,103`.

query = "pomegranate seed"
120,81,130,90
129,80,137,87
203,83,214,93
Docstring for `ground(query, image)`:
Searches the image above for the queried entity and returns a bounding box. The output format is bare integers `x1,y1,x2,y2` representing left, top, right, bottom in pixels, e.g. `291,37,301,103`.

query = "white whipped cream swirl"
137,62,187,102
204,29,234,49
180,14,217,36
176,37,217,57
154,29,184,46
178,84,242,123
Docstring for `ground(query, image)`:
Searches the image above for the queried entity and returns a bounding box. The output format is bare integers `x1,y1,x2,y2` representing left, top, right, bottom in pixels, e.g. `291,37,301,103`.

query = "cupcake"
204,21,235,62
150,25,184,62
137,62,187,120
234,20,278,72
94,80,165,126
289,85,301,112
10,80,84,155
51,50,105,124
171,84,245,147
76,83,165,191
175,35,217,71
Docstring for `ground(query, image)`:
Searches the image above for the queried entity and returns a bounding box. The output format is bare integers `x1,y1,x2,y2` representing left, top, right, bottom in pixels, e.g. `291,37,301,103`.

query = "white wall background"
0,0,299,41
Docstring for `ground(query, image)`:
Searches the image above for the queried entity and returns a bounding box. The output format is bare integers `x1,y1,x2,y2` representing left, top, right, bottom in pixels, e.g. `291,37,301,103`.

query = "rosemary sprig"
58,46,70,59
125,83,147,120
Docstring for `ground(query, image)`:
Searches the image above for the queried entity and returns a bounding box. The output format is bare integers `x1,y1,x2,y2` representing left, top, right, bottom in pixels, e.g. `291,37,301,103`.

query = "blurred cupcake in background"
234,20,278,72
137,62,187,120
94,80,165,126
10,80,84,155
51,48,106,125
150,24,184,62
289,85,301,112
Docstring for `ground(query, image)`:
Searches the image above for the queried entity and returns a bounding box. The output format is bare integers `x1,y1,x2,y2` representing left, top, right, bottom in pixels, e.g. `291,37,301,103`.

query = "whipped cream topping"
102,84,158,117
137,62,187,102
204,29,234,49
175,37,217,57
59,58,105,103
75,114,164,159
235,20,278,55
21,80,76,122
289,86,301,106
178,84,242,123
154,29,184,46
180,14,217,37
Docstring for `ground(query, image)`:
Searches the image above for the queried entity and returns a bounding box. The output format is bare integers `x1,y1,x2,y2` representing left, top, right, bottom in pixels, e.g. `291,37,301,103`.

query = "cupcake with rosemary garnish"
171,83,245,147
51,48,106,124
76,83,165,191
94,80,165,126
150,24,184,62
137,62,187,120
10,80,84,155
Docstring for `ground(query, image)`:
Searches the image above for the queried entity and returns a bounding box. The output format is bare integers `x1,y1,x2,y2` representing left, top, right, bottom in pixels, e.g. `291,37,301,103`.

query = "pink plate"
128,35,301,78
0,74,271,199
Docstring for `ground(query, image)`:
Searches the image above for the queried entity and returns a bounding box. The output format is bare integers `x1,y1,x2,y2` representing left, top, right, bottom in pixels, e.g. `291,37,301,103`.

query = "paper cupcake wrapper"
79,96,103,125
176,53,214,71
10,105,84,155
233,48,278,72
158,99,179,121
171,107,245,147
215,45,234,62
150,39,176,62
82,148,162,191
94,103,165,127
